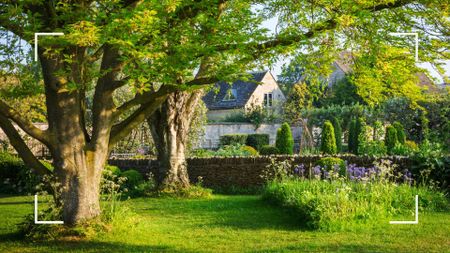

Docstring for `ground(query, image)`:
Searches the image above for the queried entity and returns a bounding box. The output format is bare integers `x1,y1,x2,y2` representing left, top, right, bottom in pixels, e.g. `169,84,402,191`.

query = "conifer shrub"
393,121,406,144
331,117,342,152
320,121,337,155
348,119,357,153
246,134,270,151
275,123,294,155
385,125,398,155
260,145,279,155
354,117,365,155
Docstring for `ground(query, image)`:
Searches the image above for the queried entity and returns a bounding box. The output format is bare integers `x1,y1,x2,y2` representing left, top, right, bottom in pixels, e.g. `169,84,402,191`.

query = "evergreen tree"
331,117,342,152
276,123,294,155
393,121,406,144
348,119,357,153
385,125,398,154
354,117,365,155
321,121,337,154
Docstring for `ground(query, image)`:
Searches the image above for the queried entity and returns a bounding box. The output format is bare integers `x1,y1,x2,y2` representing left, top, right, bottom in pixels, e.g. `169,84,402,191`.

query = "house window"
264,93,273,107
223,88,237,101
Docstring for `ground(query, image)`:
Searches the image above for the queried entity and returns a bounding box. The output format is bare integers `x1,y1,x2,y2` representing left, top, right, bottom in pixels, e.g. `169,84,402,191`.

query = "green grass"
0,194,449,252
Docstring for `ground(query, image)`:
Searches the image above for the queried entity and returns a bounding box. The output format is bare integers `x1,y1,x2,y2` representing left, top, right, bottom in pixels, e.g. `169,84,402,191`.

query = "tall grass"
262,159,449,231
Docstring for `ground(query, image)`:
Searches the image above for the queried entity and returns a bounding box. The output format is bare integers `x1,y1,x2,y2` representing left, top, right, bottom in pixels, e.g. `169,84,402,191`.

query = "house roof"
203,71,268,110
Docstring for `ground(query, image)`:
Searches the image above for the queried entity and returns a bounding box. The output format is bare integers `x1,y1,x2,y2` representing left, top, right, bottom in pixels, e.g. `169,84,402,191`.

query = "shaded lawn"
0,194,449,252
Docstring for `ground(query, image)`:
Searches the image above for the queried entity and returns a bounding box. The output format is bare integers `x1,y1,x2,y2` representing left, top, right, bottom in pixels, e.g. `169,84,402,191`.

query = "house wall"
206,108,244,122
327,62,346,87
245,72,286,110
198,122,302,149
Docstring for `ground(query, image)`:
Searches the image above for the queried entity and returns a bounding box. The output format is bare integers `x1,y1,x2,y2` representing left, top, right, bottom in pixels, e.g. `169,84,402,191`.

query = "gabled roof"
203,71,268,110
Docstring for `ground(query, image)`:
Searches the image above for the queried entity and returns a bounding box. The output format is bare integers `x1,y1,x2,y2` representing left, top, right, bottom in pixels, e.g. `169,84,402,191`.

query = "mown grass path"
0,195,449,252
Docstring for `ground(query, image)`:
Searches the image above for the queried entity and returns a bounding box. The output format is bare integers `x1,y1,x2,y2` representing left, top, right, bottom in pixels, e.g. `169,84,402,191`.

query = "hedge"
321,120,337,155
219,134,248,147
246,134,269,151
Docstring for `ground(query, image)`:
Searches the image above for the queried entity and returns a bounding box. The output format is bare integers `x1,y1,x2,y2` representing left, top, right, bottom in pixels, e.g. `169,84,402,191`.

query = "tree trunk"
147,91,202,190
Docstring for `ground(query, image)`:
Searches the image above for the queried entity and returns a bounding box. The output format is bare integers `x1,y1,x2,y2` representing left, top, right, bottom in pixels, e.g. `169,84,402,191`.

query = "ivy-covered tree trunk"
147,91,202,190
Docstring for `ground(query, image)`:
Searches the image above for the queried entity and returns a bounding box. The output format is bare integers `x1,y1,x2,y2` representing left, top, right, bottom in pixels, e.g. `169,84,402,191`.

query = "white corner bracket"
34,32,64,61
389,195,419,225
34,194,64,224
388,32,419,62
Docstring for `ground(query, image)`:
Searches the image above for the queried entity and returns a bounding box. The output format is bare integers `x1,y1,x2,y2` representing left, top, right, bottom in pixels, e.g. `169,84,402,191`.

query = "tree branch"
0,114,52,175
0,99,51,146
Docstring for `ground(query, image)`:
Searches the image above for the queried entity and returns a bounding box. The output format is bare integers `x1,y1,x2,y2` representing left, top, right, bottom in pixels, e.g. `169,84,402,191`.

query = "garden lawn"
0,194,449,253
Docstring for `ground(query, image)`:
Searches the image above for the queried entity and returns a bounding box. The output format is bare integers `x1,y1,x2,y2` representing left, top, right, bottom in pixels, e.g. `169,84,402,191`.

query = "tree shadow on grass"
136,196,307,231
0,234,194,253
249,244,392,253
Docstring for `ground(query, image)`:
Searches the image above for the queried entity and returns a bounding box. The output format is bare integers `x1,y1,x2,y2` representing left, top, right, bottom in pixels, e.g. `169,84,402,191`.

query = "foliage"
0,152,40,194
120,170,144,195
385,126,398,155
315,157,346,176
411,141,450,190
354,117,365,155
260,145,279,156
393,122,406,144
330,117,342,152
189,148,215,158
222,111,249,123
348,119,357,154
320,121,337,155
358,140,387,157
219,134,248,147
263,159,449,231
263,179,448,231
322,78,363,106
373,120,384,141
215,144,257,157
246,134,270,151
348,46,426,107
275,123,294,155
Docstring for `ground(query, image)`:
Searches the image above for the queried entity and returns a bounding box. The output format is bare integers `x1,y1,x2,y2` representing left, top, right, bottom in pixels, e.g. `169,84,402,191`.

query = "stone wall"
198,123,302,150
108,155,412,188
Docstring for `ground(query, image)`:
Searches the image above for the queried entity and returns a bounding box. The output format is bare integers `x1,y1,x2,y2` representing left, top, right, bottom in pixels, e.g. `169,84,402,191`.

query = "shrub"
219,134,248,146
358,140,387,156
246,134,269,151
348,119,357,154
320,121,337,154
405,140,418,150
330,117,342,152
0,152,40,194
260,145,279,155
393,121,406,144
189,148,214,158
104,165,121,177
214,144,257,157
354,117,365,155
385,125,398,155
120,169,144,193
315,157,346,175
373,120,384,141
263,179,448,231
275,123,294,155
242,145,259,156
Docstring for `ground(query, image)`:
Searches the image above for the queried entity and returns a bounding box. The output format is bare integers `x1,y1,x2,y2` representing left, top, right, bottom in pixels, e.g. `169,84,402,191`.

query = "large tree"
0,0,447,225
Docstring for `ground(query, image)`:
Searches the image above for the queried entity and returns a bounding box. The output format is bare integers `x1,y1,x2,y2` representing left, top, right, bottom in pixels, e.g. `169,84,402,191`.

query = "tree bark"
147,91,202,190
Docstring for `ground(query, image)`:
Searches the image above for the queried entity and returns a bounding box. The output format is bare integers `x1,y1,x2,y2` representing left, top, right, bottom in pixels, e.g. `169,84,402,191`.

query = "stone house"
203,71,286,122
